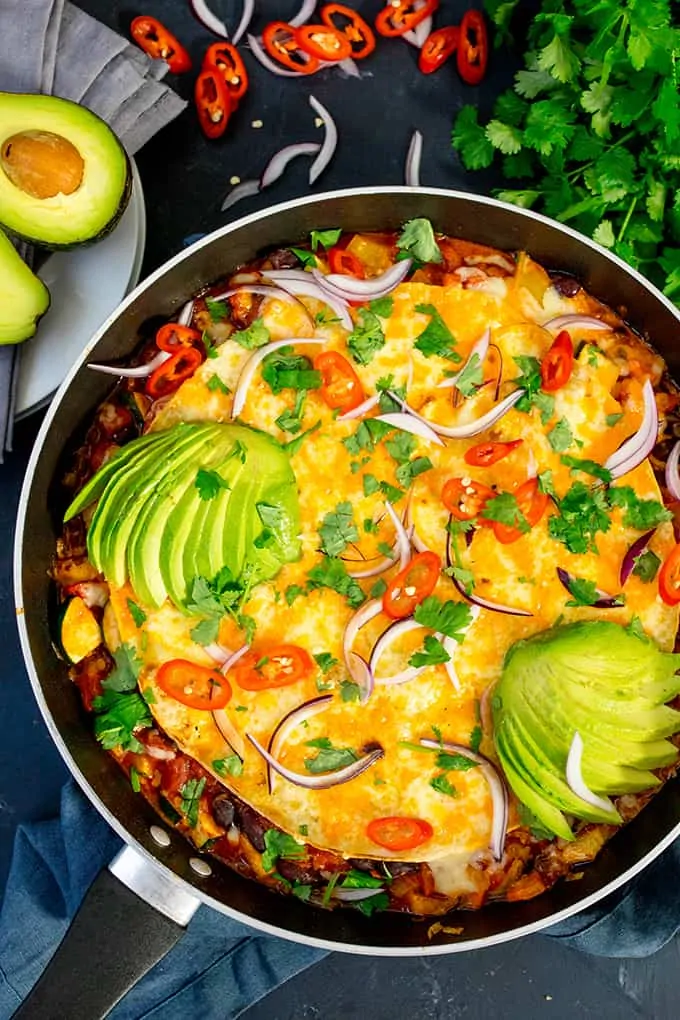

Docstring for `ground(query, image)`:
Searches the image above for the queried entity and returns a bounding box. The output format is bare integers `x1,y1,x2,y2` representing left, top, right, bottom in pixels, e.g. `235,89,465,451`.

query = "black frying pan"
13,188,680,1020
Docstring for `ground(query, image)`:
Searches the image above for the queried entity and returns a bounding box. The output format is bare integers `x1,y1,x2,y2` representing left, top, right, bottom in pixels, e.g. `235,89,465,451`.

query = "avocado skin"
493,621,680,838
0,92,131,249
0,227,50,343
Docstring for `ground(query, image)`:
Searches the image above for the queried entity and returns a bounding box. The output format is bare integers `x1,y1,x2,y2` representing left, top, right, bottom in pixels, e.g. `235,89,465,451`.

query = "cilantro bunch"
452,0,680,303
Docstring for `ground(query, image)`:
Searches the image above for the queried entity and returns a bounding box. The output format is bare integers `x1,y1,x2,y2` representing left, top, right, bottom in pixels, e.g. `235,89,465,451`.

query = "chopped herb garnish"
470,724,483,753
195,467,231,500
396,218,443,264
513,355,555,424
608,486,672,531
430,774,457,797
126,599,146,627
633,549,661,582
101,643,142,693
206,373,231,395
180,778,206,828
142,687,156,705
261,829,305,873
261,347,322,394
436,751,478,771
481,492,530,533
318,501,360,557
605,412,624,427
369,296,394,317
517,803,554,841
356,892,390,916
560,455,611,482
453,353,484,396
341,870,385,889
275,390,307,434
537,469,557,497
370,577,388,598
285,584,307,606
298,824,309,836
408,634,451,668
396,455,434,488
414,304,461,361
307,557,366,609
548,481,611,554
315,309,341,326
310,228,342,251
289,247,317,268
292,882,313,901
413,596,473,642
363,473,380,496
190,617,220,645
563,575,612,608
202,333,219,360
342,417,392,456
213,754,243,777
322,872,340,906
130,766,141,793
205,297,228,321
339,679,361,702
231,317,270,350
286,420,321,456
304,744,358,773
547,417,574,452
347,308,386,365
314,652,338,674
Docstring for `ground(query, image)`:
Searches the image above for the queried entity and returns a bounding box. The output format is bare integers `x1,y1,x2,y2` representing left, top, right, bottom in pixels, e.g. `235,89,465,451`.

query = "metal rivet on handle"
189,857,212,877
149,825,171,847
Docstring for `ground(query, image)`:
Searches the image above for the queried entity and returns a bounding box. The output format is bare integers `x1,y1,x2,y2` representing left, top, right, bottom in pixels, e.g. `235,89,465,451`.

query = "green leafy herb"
205,297,228,321
290,247,317,268
292,882,312,901
188,570,246,620
363,473,380,497
190,617,220,645
408,634,451,668
339,680,361,703
261,829,305,873
537,469,556,498
202,332,218,360
548,481,611,554
261,347,322,394
481,492,530,533
470,724,483,753
342,417,392,455
356,892,390,916
275,390,307,434
436,751,478,771
396,218,443,264
445,518,476,595
206,373,231,395
347,308,386,365
195,467,231,500
605,412,624,427
101,643,142,693
285,584,307,606
560,454,612,482
547,417,574,453
413,304,461,361
126,600,146,628
305,737,333,749
314,652,338,674
341,869,385,890
179,778,206,828
142,687,156,705
285,420,321,456
517,802,554,841
318,501,359,557
608,486,673,530
369,296,394,317
453,353,484,396
306,557,366,609
430,774,457,797
298,824,309,836
512,355,555,424
304,744,358,773
310,228,342,251
213,754,243,778
632,548,661,582
413,596,473,642
130,766,141,793
315,309,341,326
370,577,388,598
231,317,270,350
563,575,623,608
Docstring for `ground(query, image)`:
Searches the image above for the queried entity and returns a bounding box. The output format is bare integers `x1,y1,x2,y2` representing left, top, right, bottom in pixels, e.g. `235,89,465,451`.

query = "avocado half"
0,227,50,343
0,92,131,248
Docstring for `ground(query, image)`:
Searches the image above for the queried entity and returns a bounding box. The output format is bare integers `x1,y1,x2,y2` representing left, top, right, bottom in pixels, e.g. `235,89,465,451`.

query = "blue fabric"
0,781,326,1020
1,782,679,1019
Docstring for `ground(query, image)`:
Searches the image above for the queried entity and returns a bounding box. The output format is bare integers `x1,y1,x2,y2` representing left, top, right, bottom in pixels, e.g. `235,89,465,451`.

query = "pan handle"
11,846,200,1020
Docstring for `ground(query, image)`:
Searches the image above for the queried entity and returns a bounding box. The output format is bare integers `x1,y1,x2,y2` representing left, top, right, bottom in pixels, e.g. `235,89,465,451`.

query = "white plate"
15,159,146,417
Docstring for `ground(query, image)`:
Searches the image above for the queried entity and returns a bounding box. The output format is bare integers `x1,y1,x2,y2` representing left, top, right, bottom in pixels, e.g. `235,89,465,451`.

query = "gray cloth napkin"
0,0,187,459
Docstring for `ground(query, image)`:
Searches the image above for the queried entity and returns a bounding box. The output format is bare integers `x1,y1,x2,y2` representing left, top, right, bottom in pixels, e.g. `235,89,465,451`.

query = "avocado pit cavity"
1,130,84,199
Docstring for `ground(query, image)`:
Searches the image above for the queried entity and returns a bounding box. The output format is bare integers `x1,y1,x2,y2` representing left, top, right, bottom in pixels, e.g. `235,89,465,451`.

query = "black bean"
276,859,318,885
212,794,235,830
235,804,268,851
549,272,581,298
265,248,301,270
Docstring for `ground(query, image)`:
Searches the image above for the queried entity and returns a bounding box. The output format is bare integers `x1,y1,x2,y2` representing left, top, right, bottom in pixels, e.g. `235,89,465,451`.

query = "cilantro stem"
565,130,636,183
617,195,638,243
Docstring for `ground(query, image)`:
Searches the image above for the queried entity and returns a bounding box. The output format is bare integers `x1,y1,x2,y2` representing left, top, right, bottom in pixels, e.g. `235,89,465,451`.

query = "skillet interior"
15,187,680,954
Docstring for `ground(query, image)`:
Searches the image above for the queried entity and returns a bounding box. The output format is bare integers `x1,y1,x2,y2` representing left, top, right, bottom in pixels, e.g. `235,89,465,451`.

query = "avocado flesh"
0,92,130,248
64,430,164,522
494,733,574,841
493,621,680,833
0,227,49,343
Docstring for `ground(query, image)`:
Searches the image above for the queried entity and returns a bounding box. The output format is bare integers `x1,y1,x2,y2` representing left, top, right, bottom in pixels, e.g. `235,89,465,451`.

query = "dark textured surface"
1,1,678,1017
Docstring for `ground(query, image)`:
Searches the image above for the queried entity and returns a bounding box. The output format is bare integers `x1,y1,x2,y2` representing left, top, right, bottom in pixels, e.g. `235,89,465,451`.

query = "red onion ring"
212,646,250,759
338,393,380,422
190,0,229,36
389,388,525,441
371,618,427,685
666,440,680,500
620,530,656,585
263,271,353,330
437,330,490,390
337,57,361,78
232,337,325,418
267,695,333,793
87,349,170,379
441,610,480,691
221,179,260,212
260,142,321,189
414,13,433,46
404,493,428,554
177,300,195,327
343,598,383,677
566,732,619,817
247,34,306,77
402,29,420,47
405,129,423,188
333,886,386,902
348,651,375,704
375,409,444,446
604,379,658,478
384,499,412,572
543,314,610,332
290,0,318,26
556,567,624,608
446,518,532,617
210,284,300,307
232,0,255,45
204,642,234,666
309,95,338,185
248,733,384,789
312,259,412,301
419,738,508,859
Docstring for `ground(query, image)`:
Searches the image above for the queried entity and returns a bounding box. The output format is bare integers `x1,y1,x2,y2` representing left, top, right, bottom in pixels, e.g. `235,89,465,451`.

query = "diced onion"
604,379,658,478
566,732,618,816
665,440,680,500
267,695,333,793
231,337,324,419
405,129,422,187
248,733,384,789
309,95,338,185
261,142,321,189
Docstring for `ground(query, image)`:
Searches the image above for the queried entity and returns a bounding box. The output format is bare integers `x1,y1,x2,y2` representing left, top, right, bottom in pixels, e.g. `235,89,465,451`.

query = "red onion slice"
247,34,306,77
665,440,680,500
190,0,229,36
414,13,432,46
177,300,195,327
333,886,386,902
221,178,260,212
212,648,251,759
210,284,300,307
232,0,254,45
543,314,610,332
566,732,618,816
405,129,423,187
348,651,375,704
309,95,338,185
290,0,318,26
437,330,490,390
248,733,384,789
404,494,428,554
343,598,383,677
604,379,658,478
232,337,325,418
375,409,444,447
420,738,508,859
337,57,361,78
446,517,532,617
384,499,413,572
556,567,624,608
88,349,170,379
441,610,480,691
141,741,176,761
391,388,525,440
267,695,333,793
263,271,353,330
620,530,656,586
204,642,234,666
370,618,427,685
338,393,380,422
261,142,321,189
312,259,412,300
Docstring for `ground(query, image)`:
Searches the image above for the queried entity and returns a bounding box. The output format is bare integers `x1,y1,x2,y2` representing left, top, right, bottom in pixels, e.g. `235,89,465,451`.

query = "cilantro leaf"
430,774,457,797
285,584,306,606
126,599,146,627
205,297,228,322
341,870,385,890
436,751,478,771
632,549,661,583
409,635,451,668
547,417,574,452
304,745,358,773
605,412,624,427
395,456,433,488
562,575,601,607
548,482,611,554
342,418,392,456
190,617,220,645
370,296,394,318
206,373,231,395
231,318,270,350
101,642,142,693
340,680,361,702
453,353,484,397
195,467,231,500
313,652,338,674
413,596,473,642
470,724,483,753
347,308,385,366
289,247,316,268
356,892,390,916
396,218,443,264
261,347,322,394
608,487,672,530
481,492,530,533
512,355,555,424
213,754,243,778
307,557,366,609
414,304,461,362
318,501,359,557
310,228,342,251
285,420,321,457
275,390,307,434
452,106,495,170
261,829,305,873
560,454,612,482
93,689,151,751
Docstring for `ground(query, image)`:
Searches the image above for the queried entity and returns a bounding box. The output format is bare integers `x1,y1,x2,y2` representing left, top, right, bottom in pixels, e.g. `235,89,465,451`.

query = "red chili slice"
457,8,488,85
155,323,203,354
156,659,231,710
262,21,320,74
297,24,353,62
442,477,495,520
659,543,680,605
146,347,203,399
203,42,249,103
194,68,232,139
490,477,548,544
313,351,365,412
464,440,523,467
367,816,434,851
130,16,192,74
540,330,574,393
418,26,459,74
328,246,365,277
375,0,439,38
231,645,314,691
320,4,376,59
383,551,441,619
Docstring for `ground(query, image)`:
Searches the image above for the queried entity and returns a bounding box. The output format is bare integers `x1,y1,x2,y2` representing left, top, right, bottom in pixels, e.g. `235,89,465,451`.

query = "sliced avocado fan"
64,422,301,612
492,621,680,840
